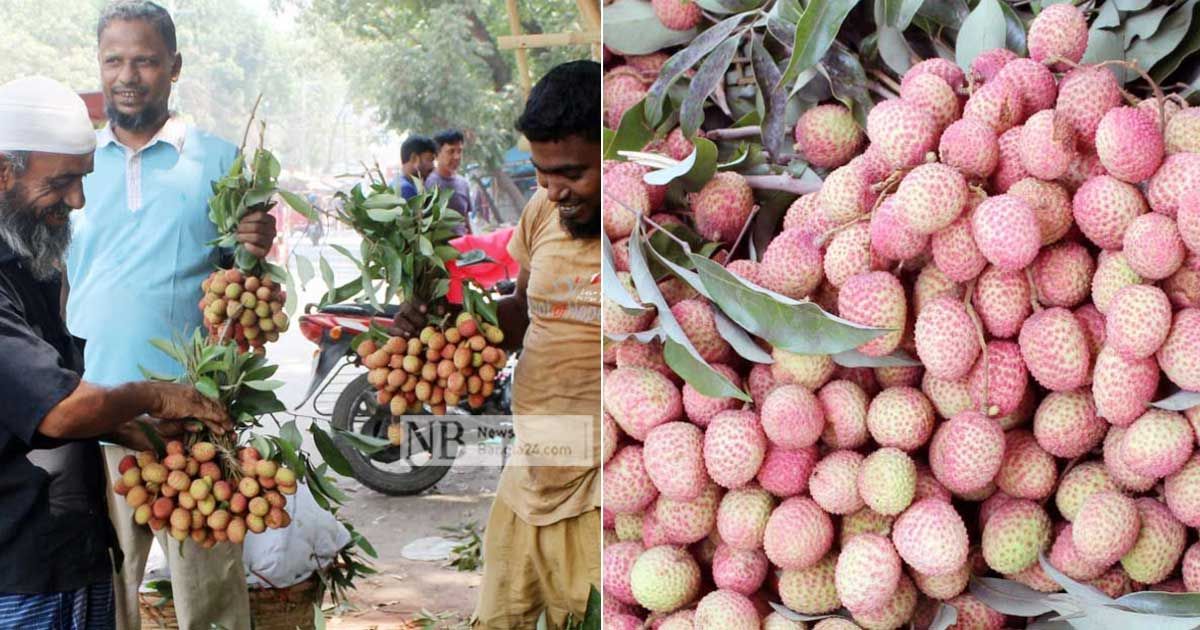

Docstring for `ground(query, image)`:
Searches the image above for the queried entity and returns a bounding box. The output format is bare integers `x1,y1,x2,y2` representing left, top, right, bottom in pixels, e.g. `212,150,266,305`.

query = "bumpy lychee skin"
1105,285,1172,360
1092,251,1143,314
981,499,1052,574
914,263,966,315
1008,178,1074,246
663,127,697,161
1032,242,1094,308
995,430,1058,501
1060,150,1108,193
1096,106,1165,183
1165,454,1200,526
975,265,1032,338
603,272,655,335
1180,190,1200,254
1049,524,1109,581
971,47,1019,83
604,68,649,129
604,541,644,605
875,365,922,389
857,448,917,516
764,496,834,570
655,483,721,545
703,410,767,489
778,553,841,615
939,118,1000,180
652,0,701,31
996,57,1058,114
1073,491,1142,566
824,222,885,288
630,545,701,612
605,446,659,514
992,126,1030,193
712,545,769,596
772,348,836,390
1073,175,1148,250
602,414,620,465
783,192,820,233
1165,108,1200,155
870,196,930,261
900,72,960,130
605,367,683,440
836,533,902,613
915,296,980,380
761,228,825,299
1019,307,1091,392
838,271,906,357
602,165,648,240
809,450,866,515
761,384,825,449
866,387,935,452
969,340,1030,417
1124,213,1186,280
895,163,968,235
682,364,742,428
912,562,971,600
921,371,973,420
902,57,966,91
697,589,762,629
757,445,818,497
643,422,709,502
964,77,1024,135
819,162,875,225
1027,3,1088,69
841,507,896,547
1158,308,1200,391
1075,303,1108,359
866,98,939,169
1093,345,1160,426
848,574,918,630
1056,462,1119,522
1121,498,1187,585
818,380,870,449
694,171,754,246
972,194,1041,271
1019,110,1077,180
795,103,864,169
611,158,667,211
892,498,969,576
1148,152,1200,217
1105,426,1158,492
1033,390,1106,459
1184,543,1200,591
929,411,1005,495
1056,66,1122,149
716,484,774,550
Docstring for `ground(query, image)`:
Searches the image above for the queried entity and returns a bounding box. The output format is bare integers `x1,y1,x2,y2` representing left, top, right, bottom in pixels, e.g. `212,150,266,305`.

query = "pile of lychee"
357,312,506,418
113,440,297,547
602,3,1200,629
199,268,289,354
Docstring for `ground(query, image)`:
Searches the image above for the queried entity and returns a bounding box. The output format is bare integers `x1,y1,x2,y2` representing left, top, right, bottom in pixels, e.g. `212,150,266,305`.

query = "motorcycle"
296,227,521,496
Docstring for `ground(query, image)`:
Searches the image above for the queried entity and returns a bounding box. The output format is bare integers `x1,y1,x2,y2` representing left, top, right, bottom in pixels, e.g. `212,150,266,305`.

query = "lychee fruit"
703,410,766,489
760,228,824,299
899,72,960,131
968,340,1030,416
809,450,866,515
1008,178,1074,246
836,533,902,613
972,194,1040,271
857,447,917,516
1049,523,1109,581
841,507,896,546
711,545,768,595
995,57,1058,114
693,589,758,629
847,574,917,630
995,430,1058,500
671,299,735,364
1104,426,1158,492
1056,66,1122,149
1027,3,1088,70
1055,462,1119,522
964,76,1024,135
1106,285,1172,359
818,380,870,449
1157,307,1200,391
1165,454,1200,526
1147,152,1200,217
763,496,834,570
928,411,1005,495
991,126,1030,193
1019,109,1077,180
974,265,1032,338
1120,498,1187,585
629,545,701,612
824,222,886,288
866,98,939,169
837,271,906,357
693,171,754,246
1032,241,1093,308
938,118,999,180
866,386,935,452
715,484,774,551
603,541,643,606
643,422,709,501
902,57,965,91
892,498,970,577
602,161,648,240
757,445,818,497
870,196,930,262
971,47,1018,83
914,296,980,380
1073,491,1141,566
761,384,825,449
771,347,835,390
604,446,658,514
818,162,874,225
652,0,701,31
795,103,864,169
682,364,742,428
604,367,683,440
654,482,721,545
1033,390,1106,459
1124,212,1186,280
1018,307,1091,392
1096,106,1164,183
777,553,840,614
1092,251,1143,314
981,499,1052,574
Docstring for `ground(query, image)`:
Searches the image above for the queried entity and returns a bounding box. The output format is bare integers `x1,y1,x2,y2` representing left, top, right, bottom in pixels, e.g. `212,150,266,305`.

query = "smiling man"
63,2,274,629
425,129,475,234
393,59,602,629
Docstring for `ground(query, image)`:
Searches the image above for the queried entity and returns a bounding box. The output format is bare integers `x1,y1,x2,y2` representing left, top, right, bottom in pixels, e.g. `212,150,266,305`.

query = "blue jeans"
0,578,114,630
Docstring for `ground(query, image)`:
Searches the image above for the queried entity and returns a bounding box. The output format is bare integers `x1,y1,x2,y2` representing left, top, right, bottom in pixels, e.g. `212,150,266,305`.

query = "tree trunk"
491,168,528,223
464,9,512,92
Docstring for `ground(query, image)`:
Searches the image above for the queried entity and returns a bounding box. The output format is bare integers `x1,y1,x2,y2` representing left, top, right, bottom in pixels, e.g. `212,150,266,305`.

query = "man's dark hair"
401,135,437,162
433,129,465,150
516,60,600,143
97,1,177,54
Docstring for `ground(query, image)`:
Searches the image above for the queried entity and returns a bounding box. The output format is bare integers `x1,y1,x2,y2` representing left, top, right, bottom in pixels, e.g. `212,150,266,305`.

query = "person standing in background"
425,129,474,234
393,134,437,200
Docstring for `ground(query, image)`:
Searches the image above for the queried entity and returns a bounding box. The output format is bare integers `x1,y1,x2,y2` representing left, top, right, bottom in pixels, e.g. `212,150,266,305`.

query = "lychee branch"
742,174,821,196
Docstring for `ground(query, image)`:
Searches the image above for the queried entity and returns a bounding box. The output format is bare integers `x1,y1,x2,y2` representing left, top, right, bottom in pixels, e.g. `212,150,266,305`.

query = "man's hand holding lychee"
236,209,277,259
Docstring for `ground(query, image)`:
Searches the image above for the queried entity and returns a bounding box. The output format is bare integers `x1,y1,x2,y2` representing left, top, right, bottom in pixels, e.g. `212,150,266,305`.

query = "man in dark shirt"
394,134,436,200
425,129,474,234
0,76,229,628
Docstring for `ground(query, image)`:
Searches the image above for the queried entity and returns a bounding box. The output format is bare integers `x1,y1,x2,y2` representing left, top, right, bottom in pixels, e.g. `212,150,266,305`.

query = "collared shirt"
0,240,113,593
66,119,237,386
424,171,472,234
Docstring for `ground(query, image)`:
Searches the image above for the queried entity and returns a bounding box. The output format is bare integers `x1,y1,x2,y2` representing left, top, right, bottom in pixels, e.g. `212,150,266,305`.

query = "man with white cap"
0,76,231,628
64,2,274,628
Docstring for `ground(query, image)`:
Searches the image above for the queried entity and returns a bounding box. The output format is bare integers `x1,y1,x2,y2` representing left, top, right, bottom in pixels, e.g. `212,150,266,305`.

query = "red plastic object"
446,227,518,304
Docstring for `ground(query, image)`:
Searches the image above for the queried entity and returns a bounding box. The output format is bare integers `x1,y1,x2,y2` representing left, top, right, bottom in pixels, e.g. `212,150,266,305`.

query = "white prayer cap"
0,76,97,156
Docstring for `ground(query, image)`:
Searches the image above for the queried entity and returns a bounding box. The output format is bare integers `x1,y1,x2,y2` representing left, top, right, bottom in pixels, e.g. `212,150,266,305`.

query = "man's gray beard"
0,188,72,282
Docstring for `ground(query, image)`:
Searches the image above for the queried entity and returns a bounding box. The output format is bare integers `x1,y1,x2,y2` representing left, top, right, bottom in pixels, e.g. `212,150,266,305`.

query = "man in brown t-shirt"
394,60,601,629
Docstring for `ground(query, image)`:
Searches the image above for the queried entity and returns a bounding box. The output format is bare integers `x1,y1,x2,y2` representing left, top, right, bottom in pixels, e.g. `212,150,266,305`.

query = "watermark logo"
369,414,597,468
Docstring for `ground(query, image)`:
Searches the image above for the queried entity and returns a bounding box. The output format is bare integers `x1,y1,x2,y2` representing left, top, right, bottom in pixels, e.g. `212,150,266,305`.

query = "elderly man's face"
0,152,93,280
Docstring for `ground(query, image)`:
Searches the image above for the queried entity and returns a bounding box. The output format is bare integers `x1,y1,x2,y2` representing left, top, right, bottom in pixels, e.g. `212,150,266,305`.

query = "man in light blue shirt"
65,3,275,629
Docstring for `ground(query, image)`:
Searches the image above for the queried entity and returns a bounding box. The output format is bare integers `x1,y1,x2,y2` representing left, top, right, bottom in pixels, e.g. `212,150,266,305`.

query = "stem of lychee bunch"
703,126,761,142
1025,267,1043,313
743,174,821,196
870,68,902,95
964,279,990,416
727,206,759,260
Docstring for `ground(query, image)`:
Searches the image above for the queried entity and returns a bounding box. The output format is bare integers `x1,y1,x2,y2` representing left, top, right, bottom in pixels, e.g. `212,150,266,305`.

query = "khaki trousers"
102,445,251,630
472,500,601,629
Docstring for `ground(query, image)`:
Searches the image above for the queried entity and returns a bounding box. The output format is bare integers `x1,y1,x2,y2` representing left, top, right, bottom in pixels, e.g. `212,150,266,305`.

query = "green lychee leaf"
602,0,699,57
1151,389,1200,411
1115,591,1200,618
644,12,752,125
955,0,1007,70
777,0,861,93
601,231,647,312
681,36,741,138
833,348,922,368
968,577,1061,617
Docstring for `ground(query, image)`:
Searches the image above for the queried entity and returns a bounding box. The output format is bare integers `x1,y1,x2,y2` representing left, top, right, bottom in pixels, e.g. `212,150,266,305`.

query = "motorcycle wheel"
329,373,455,496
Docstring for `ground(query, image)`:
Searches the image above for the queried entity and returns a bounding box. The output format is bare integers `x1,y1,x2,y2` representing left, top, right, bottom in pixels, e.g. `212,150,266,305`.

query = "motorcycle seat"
320,303,400,317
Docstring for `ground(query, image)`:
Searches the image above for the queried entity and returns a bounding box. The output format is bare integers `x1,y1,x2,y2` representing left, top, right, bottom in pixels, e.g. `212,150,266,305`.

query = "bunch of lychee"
113,440,297,547
602,3,1200,628
199,269,289,354
357,312,506,418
